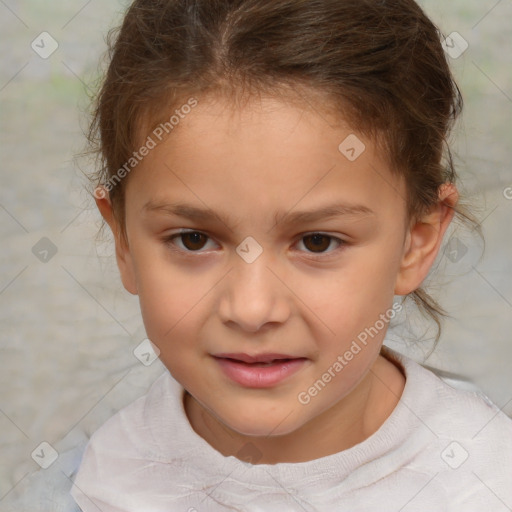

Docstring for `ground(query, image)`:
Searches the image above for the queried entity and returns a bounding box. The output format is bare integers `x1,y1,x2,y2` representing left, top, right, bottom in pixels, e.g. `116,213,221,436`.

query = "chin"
222,409,305,438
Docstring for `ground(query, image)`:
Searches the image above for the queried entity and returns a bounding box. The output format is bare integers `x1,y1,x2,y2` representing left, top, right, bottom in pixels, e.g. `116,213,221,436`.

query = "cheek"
314,253,398,323
302,246,402,367
137,273,199,341
130,244,199,340
136,268,207,382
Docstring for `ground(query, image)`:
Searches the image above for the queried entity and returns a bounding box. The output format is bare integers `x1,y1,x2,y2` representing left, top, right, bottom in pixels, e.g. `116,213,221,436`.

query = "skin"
96,93,457,464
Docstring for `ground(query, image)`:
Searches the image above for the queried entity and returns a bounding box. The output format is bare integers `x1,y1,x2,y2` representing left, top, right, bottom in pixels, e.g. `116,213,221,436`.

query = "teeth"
247,359,291,366
226,358,293,366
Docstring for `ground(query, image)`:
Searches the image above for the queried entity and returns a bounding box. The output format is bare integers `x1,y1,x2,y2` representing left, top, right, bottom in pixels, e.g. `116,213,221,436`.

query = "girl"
70,0,512,510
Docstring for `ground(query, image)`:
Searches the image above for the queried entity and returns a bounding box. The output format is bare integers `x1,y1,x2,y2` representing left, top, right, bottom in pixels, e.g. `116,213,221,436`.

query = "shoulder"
69,371,208,510
396,349,512,438
72,370,183,482
389,346,512,441
386,347,512,508
385,347,509,418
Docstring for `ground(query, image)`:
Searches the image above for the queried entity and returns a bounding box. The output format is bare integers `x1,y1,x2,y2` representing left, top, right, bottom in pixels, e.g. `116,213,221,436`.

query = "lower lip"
213,357,307,388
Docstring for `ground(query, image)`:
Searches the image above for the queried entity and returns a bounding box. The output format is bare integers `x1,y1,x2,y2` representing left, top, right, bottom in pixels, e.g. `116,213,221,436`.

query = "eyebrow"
143,200,375,228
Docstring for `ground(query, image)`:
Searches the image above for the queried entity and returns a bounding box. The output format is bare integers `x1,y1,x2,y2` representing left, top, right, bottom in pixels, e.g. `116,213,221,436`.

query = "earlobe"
394,183,458,295
94,187,138,295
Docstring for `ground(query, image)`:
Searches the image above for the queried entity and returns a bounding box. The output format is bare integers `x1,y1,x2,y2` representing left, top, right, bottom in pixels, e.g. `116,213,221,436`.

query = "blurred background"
1,0,511,508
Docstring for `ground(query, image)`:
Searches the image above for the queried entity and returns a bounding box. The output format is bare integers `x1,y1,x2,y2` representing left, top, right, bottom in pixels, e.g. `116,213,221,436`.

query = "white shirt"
70,348,512,511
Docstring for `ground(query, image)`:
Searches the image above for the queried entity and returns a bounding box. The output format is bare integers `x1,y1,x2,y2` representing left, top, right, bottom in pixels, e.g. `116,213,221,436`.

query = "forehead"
126,94,407,226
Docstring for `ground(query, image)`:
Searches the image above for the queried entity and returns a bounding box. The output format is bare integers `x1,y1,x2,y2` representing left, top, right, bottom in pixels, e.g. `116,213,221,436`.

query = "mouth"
216,357,301,367
212,352,305,364
211,353,308,388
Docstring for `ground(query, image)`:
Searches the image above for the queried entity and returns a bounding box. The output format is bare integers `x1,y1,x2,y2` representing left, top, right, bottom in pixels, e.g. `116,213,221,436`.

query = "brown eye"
180,232,208,251
165,231,214,252
302,234,332,253
297,233,344,257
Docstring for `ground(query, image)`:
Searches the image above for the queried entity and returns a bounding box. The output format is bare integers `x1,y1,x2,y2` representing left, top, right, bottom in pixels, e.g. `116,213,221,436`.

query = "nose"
218,251,291,333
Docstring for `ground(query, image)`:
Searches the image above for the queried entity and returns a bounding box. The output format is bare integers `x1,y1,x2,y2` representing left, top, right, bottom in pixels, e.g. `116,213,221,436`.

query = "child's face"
101,94,449,439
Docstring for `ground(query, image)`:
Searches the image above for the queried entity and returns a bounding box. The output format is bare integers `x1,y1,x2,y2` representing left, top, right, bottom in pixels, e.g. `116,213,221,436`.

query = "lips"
213,352,301,364
212,353,308,388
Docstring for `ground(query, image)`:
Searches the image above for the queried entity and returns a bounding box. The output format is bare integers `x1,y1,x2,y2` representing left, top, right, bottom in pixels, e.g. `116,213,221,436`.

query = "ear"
394,183,458,295
94,187,138,295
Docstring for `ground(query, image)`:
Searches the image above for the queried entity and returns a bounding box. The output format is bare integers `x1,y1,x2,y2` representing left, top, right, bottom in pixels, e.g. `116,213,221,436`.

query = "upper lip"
212,353,305,363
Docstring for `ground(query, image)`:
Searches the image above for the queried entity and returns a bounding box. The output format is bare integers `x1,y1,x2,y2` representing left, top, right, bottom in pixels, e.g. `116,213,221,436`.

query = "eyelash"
163,230,345,260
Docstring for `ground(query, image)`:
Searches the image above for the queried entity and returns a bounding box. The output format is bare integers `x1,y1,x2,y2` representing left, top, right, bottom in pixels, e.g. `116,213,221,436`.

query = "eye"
164,230,217,252
296,233,344,257
163,230,345,257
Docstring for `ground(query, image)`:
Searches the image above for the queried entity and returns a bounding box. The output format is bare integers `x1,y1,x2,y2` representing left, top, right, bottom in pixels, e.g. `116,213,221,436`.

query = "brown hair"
86,0,478,339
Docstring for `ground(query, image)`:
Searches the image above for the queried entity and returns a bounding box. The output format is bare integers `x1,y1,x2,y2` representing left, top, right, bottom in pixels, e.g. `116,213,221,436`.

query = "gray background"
1,0,511,505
